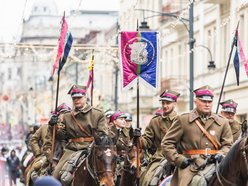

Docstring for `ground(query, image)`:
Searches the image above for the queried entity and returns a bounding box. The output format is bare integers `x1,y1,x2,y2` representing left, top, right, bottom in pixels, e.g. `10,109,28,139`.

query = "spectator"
0,147,8,186
6,149,20,186
34,176,61,186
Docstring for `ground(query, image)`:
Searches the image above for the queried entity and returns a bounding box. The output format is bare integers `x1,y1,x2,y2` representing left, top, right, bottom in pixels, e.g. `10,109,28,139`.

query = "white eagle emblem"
209,130,215,136
129,42,148,65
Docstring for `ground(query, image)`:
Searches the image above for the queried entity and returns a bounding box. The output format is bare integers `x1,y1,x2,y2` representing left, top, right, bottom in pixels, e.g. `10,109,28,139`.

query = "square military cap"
194,85,214,101
220,99,238,113
67,85,87,98
159,89,180,102
110,111,127,122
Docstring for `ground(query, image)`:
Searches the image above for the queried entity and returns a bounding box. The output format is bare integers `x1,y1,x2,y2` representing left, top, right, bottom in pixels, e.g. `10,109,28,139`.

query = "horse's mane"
95,134,114,146
218,136,246,172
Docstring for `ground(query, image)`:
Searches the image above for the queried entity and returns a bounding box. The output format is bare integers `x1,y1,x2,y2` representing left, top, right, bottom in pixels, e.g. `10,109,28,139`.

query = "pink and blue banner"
119,31,158,89
52,16,69,75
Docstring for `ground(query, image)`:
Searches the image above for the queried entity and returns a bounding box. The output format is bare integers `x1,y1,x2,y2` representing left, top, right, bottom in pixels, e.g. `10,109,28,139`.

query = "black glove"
213,154,224,163
133,128,141,137
48,115,58,126
180,158,192,169
132,128,141,146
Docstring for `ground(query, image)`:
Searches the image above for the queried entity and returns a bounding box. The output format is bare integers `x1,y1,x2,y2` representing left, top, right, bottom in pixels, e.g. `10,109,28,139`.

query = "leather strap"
183,149,217,155
70,137,94,143
195,119,218,150
71,112,91,137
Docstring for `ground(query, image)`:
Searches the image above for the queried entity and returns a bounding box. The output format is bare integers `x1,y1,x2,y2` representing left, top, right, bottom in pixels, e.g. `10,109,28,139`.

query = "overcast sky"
0,0,119,42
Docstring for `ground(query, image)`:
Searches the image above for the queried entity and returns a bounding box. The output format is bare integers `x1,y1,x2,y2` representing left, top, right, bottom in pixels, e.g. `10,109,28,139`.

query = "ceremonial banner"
52,16,71,75
120,31,158,89
58,31,73,73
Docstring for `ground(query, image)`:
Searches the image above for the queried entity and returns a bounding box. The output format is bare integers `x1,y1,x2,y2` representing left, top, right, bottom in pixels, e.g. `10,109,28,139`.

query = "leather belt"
183,149,217,155
70,137,94,143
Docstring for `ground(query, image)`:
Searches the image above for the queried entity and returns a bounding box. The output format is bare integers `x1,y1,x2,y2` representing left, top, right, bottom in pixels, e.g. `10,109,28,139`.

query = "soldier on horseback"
161,85,233,186
220,99,241,142
50,85,109,185
134,89,180,186
26,103,71,184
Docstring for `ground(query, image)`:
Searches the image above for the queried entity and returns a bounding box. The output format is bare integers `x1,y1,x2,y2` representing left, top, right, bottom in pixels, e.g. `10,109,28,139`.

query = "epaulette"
152,115,160,119
217,114,225,118
92,107,104,113
181,112,189,116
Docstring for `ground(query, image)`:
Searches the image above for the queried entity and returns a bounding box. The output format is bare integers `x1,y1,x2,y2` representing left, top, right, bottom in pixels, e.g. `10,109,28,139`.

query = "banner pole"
216,22,239,113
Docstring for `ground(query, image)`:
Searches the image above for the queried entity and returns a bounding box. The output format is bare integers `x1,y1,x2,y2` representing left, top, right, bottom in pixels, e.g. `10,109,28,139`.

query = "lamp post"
136,1,195,110
195,45,216,70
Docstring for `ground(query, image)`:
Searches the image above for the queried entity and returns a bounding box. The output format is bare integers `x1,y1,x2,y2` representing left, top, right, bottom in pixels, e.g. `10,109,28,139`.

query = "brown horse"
72,134,118,186
208,120,248,186
119,139,143,186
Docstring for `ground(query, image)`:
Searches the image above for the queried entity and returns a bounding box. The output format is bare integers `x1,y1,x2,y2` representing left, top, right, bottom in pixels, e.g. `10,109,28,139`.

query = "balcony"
204,0,227,4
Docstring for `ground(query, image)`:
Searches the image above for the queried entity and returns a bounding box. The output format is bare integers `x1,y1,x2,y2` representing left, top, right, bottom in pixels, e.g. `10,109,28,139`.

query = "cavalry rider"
220,99,241,142
27,103,71,183
162,85,233,186
137,89,180,186
109,111,131,156
50,85,109,185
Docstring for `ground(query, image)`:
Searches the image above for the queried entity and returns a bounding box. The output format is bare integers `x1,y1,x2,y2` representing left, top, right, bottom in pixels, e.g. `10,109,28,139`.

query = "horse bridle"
86,144,116,185
216,139,248,186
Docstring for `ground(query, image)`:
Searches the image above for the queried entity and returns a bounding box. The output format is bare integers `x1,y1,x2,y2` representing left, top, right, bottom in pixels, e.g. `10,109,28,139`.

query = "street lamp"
195,45,216,70
136,1,195,110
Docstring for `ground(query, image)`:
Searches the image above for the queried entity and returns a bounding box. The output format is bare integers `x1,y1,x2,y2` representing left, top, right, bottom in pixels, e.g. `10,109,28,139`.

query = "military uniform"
229,120,241,141
52,86,108,180
26,124,49,185
220,99,241,142
140,89,180,186
161,86,233,186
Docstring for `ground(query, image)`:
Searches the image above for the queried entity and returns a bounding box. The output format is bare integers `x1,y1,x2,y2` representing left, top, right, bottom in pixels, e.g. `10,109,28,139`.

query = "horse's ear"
241,120,248,137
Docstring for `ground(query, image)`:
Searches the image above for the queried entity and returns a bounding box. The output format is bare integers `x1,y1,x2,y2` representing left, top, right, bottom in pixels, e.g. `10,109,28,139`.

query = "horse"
72,133,118,186
208,120,248,186
119,137,144,186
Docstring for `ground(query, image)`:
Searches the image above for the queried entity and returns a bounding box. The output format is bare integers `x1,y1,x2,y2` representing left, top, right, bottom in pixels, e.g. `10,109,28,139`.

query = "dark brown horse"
208,120,248,186
72,134,118,186
119,139,143,186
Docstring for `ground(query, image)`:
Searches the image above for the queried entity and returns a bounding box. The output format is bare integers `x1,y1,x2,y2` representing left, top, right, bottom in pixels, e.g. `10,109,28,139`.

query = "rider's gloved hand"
180,158,192,169
133,128,141,137
132,128,141,146
48,114,58,126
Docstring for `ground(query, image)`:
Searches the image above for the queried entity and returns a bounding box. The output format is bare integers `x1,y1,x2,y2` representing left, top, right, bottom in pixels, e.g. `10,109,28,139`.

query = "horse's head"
91,133,117,186
239,131,248,182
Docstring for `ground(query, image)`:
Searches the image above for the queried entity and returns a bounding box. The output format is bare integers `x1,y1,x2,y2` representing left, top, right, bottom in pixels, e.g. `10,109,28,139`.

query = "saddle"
60,150,88,186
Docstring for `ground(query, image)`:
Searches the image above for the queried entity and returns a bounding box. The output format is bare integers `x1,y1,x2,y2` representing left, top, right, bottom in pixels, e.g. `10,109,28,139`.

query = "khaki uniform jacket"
57,104,108,151
30,124,49,157
109,126,131,155
141,111,177,161
230,119,241,142
161,109,233,186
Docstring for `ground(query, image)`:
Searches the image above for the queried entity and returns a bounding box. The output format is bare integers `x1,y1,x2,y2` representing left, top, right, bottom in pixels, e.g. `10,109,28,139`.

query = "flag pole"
50,11,65,167
216,22,239,113
136,19,140,186
91,49,94,106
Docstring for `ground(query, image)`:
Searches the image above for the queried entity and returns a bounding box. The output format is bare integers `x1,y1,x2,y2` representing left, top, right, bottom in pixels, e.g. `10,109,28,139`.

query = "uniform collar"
72,104,92,115
189,109,221,126
162,111,177,121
